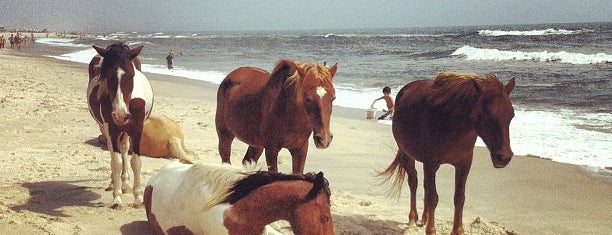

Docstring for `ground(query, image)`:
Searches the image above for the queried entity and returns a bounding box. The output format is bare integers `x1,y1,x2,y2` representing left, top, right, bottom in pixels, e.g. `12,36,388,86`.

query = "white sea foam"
451,46,612,64
478,28,592,36
34,38,90,48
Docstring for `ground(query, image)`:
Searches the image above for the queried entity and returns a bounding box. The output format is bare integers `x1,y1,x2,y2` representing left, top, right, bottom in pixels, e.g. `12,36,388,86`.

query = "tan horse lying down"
98,115,198,164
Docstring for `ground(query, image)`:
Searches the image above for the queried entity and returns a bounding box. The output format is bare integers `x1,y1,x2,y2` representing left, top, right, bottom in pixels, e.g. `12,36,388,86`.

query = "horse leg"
130,152,143,208
451,163,471,235
403,155,418,226
119,133,132,194
242,146,264,165
110,150,123,209
99,123,116,191
289,145,308,174
422,164,440,235
217,128,234,164
264,146,281,172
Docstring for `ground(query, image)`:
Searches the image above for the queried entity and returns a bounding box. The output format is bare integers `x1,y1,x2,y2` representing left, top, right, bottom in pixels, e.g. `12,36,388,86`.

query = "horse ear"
328,63,338,79
504,77,516,95
304,172,326,201
93,45,107,56
129,45,144,59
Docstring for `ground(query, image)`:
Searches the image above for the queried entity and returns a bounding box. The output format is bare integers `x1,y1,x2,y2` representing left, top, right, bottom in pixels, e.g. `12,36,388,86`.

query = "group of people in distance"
0,32,35,51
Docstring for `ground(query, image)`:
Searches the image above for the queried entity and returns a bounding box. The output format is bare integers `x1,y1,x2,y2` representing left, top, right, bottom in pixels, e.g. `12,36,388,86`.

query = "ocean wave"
322,33,456,38
479,28,594,36
451,46,612,64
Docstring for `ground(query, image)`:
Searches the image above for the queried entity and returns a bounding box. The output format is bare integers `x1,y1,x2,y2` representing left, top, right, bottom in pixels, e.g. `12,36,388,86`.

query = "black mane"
224,171,328,204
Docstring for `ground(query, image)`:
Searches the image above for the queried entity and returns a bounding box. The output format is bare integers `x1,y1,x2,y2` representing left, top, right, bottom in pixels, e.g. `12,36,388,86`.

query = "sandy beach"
0,48,610,235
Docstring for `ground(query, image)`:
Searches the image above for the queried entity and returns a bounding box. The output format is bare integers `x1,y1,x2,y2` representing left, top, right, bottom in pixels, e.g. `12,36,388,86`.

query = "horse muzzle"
491,151,513,168
112,112,131,125
313,132,333,149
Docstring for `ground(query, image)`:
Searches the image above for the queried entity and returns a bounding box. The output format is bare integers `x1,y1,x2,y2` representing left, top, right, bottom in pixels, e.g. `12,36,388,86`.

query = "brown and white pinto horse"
87,43,154,209
380,72,516,235
144,161,334,235
216,59,338,174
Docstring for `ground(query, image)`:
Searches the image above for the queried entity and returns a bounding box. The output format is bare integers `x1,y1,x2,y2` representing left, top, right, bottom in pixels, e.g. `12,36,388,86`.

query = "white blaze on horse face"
112,67,130,123
316,86,327,99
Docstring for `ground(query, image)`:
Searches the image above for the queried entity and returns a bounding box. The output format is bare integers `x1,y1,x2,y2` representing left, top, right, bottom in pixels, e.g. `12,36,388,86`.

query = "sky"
1,0,610,32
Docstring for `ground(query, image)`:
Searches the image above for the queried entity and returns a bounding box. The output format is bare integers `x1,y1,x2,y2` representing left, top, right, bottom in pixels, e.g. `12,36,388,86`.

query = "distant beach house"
0,27,6,32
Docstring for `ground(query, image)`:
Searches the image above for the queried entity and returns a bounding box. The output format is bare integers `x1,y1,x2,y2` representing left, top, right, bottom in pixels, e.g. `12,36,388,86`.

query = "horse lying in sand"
144,161,334,235
97,115,198,164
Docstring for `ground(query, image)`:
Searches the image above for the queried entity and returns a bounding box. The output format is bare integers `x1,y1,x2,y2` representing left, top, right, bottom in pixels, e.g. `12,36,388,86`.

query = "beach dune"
0,49,610,234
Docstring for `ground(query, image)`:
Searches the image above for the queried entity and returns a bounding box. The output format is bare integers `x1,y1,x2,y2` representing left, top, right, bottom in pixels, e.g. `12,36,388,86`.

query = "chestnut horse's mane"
427,72,501,117
283,62,334,104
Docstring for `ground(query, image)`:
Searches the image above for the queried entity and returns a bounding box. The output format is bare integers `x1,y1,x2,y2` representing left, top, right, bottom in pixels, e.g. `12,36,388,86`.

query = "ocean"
26,22,611,171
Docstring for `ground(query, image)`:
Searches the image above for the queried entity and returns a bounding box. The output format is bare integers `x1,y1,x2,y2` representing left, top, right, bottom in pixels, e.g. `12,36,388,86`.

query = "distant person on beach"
14,34,22,50
9,34,14,49
166,50,174,70
0,36,5,49
371,86,394,120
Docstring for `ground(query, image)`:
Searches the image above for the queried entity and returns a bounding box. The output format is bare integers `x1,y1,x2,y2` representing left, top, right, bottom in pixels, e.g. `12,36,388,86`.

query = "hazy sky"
1,0,610,32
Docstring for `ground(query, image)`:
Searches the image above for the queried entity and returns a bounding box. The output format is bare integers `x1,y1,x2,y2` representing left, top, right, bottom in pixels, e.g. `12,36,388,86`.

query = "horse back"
216,67,270,144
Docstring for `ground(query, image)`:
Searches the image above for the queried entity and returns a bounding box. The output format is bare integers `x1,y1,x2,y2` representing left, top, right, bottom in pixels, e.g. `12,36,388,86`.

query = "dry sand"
0,48,610,234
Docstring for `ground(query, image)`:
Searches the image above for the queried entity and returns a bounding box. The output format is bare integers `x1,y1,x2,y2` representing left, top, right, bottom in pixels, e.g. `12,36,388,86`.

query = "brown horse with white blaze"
216,59,338,174
87,43,154,209
380,72,515,235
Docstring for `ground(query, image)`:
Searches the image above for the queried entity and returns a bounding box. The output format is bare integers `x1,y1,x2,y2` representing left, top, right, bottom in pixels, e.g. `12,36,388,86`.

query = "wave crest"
479,28,594,36
451,46,612,65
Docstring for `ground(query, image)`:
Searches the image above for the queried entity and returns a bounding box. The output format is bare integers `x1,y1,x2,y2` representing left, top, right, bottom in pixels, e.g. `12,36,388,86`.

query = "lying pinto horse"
87,43,153,208
97,115,198,163
144,161,334,235
216,59,338,174
380,72,515,235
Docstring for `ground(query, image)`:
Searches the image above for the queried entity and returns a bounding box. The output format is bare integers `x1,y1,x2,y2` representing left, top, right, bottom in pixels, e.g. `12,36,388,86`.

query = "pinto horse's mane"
283,62,334,104
427,72,502,117
225,171,330,204
196,162,330,211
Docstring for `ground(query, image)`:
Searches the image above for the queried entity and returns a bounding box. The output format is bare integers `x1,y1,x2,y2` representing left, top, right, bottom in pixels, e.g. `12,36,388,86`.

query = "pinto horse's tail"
377,151,410,199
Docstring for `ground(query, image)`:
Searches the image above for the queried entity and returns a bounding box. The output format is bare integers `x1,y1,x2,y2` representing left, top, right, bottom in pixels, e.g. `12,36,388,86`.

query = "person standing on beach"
166,50,174,70
371,86,394,120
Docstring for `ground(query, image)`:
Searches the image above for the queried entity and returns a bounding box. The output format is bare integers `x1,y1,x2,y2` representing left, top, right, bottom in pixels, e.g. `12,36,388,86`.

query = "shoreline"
1,48,611,234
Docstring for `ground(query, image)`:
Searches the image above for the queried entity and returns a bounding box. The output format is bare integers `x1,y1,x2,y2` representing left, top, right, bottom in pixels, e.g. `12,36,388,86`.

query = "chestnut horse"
380,72,515,235
144,161,334,235
97,115,198,163
87,43,154,209
216,59,338,174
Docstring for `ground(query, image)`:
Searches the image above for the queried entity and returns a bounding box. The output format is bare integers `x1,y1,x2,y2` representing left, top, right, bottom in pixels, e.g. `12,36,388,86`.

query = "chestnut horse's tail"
168,137,199,164
378,151,409,199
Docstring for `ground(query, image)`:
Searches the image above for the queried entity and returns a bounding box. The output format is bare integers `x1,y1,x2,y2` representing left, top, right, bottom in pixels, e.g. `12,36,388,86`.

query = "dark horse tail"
377,151,410,199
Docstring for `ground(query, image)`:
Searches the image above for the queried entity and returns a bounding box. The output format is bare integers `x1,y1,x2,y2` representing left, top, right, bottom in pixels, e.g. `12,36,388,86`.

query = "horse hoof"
122,186,133,194
110,203,125,210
